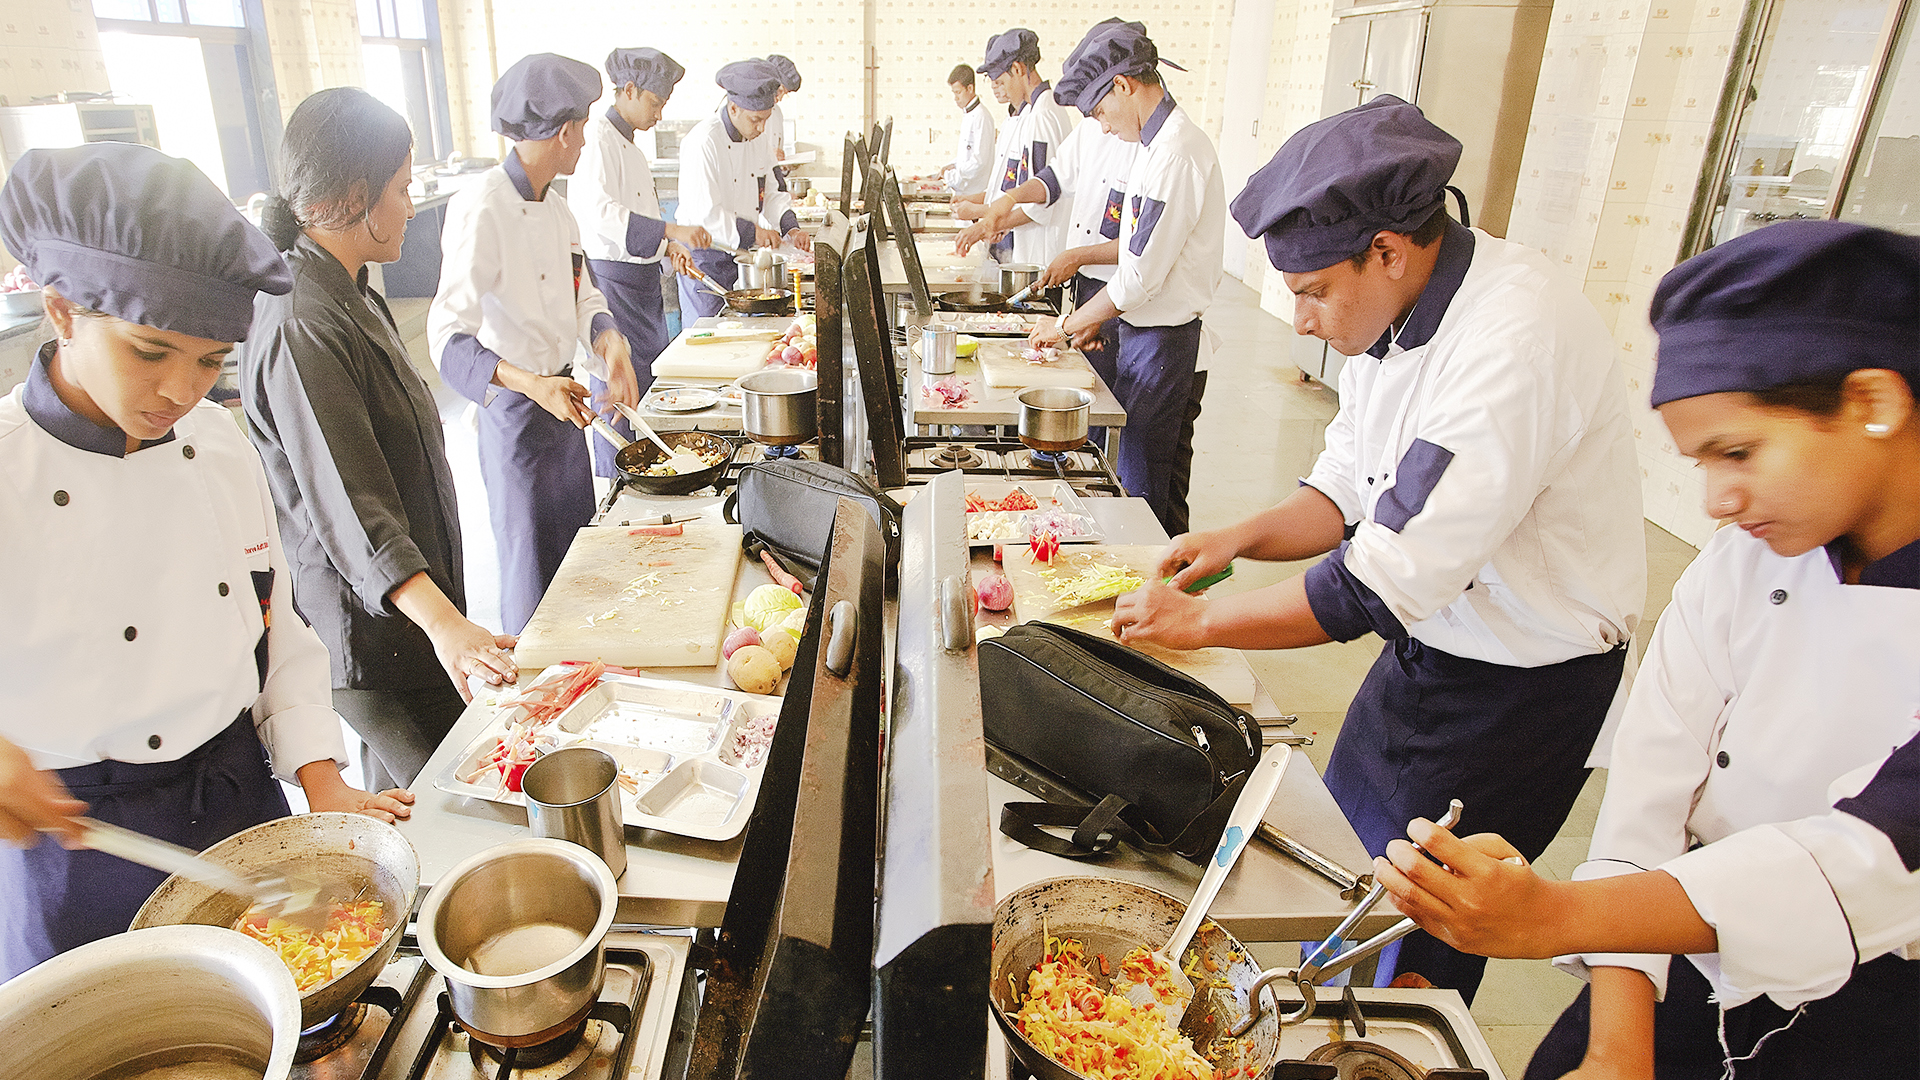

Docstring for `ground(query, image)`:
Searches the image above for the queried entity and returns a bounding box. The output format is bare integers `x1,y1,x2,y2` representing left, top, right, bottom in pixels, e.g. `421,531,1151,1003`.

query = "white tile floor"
384,278,1702,1078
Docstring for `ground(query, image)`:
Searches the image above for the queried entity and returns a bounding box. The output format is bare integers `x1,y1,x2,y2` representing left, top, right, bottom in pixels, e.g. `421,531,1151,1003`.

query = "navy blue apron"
1072,273,1123,454
1525,952,1917,1080
0,712,292,980
587,258,671,479
1110,317,1202,532
676,247,736,322
1325,636,1627,1001
476,381,596,635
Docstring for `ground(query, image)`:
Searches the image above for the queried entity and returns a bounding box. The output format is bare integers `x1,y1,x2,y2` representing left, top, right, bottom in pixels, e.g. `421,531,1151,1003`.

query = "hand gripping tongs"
1229,799,1465,1034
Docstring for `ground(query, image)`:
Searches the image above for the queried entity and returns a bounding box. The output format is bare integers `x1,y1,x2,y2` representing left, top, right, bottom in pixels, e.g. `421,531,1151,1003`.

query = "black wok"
936,289,1012,313
614,429,737,494
724,288,795,316
992,876,1286,1080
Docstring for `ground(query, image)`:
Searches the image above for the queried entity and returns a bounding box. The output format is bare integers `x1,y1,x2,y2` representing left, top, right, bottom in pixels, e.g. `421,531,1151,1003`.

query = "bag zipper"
1191,725,1209,752
1003,630,1230,778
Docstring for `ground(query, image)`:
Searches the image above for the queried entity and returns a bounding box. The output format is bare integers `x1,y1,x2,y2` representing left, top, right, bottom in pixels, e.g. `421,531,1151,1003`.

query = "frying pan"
936,289,1013,313
130,813,420,1029
613,429,737,494
724,288,795,316
992,877,1287,1080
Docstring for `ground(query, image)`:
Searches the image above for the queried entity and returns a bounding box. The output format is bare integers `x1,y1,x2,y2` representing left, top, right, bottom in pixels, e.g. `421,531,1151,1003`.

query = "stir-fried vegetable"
1011,936,1216,1080
238,899,385,992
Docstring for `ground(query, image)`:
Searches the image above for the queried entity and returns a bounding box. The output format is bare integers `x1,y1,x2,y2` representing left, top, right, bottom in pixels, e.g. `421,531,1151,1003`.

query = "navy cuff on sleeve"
1037,166,1062,206
735,217,757,250
778,210,798,236
626,213,667,258
441,333,502,405
1835,733,1920,871
590,312,616,341
1303,542,1409,643
773,167,788,193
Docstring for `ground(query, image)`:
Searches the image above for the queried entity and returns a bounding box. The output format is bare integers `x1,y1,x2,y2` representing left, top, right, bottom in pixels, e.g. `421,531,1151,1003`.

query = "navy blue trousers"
587,259,671,479
477,381,595,635
1,713,291,980
1525,952,1917,1079
1325,637,1626,1002
1111,318,1202,533
676,247,736,322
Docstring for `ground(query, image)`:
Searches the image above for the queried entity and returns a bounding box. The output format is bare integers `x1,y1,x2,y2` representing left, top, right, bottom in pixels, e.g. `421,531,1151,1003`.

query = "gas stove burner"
928,443,986,469
1303,1039,1427,1080
297,1002,368,1063
1024,448,1070,467
761,443,805,459
467,1015,595,1074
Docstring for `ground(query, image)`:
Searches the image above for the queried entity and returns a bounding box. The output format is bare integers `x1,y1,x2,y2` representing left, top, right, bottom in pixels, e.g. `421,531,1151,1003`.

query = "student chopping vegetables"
0,143,410,980
1375,221,1919,1079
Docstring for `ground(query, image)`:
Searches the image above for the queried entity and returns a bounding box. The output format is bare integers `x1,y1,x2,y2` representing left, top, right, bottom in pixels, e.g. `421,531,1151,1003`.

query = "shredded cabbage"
1010,937,1215,1080
1040,563,1146,608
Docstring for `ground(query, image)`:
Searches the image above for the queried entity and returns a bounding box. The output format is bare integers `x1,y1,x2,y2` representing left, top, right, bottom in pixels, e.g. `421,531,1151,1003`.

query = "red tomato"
505,760,531,792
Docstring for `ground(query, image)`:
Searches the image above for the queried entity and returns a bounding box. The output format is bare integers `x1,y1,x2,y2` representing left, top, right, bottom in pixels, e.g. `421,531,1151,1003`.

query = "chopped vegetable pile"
922,375,973,408
238,899,385,992
455,661,606,791
967,489,1041,513
1039,561,1146,606
1011,936,1215,1080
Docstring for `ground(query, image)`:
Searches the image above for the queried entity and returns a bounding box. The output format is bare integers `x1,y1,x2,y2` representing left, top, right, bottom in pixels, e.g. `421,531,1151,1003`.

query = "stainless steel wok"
991,877,1287,1080
132,812,421,1028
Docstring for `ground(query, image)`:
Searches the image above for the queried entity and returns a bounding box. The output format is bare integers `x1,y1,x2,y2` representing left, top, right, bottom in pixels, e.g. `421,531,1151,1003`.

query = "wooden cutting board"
973,341,1096,389
1001,545,1258,706
515,523,744,670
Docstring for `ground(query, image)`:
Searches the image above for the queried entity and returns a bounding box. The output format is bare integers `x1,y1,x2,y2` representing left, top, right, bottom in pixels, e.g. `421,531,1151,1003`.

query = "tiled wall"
0,0,110,107
1506,0,1744,547
259,0,367,124
1249,0,1336,309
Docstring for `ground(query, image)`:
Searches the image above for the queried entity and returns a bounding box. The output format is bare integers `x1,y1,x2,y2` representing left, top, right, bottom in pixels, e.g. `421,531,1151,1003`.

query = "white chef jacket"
996,82,1078,266
1560,528,1920,1009
0,352,348,784
427,154,613,400
573,111,670,266
1030,117,1138,283
678,108,794,253
1301,227,1645,670
943,98,997,198
1107,99,1220,325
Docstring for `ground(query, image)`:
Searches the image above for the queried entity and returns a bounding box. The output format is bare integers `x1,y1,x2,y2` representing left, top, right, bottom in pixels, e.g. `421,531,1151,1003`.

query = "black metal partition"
812,217,849,470
843,223,907,489
686,498,885,1080
873,164,932,320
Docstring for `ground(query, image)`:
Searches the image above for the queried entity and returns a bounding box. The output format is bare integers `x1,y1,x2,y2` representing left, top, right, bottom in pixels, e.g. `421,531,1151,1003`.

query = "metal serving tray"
963,480,1104,547
432,668,783,842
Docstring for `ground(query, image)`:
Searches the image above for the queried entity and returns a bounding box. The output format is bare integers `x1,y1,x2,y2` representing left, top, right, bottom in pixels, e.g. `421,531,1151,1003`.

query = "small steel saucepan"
1017,386,1092,452
737,367,819,445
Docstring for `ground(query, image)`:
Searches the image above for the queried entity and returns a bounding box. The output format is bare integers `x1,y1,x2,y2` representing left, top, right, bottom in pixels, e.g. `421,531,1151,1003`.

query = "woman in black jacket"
241,87,516,789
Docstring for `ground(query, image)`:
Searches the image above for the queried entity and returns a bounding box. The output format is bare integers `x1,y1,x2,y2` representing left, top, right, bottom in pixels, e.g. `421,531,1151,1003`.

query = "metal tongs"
65,817,332,929
1230,799,1465,1035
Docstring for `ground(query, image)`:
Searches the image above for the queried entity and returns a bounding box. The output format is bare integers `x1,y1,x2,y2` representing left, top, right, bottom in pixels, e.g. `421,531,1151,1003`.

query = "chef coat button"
148,735,162,750
1716,750,1730,768
218,582,230,596
182,445,195,459
124,626,137,641
53,489,69,506
1769,589,1788,605
1366,476,1375,485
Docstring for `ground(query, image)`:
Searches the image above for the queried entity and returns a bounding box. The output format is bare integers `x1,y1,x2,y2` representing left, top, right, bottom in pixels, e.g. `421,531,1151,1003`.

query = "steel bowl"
992,877,1286,1080
998,263,1043,295
737,367,819,445
0,924,302,1079
417,838,618,1047
1017,386,1092,452
131,812,420,1029
614,429,736,495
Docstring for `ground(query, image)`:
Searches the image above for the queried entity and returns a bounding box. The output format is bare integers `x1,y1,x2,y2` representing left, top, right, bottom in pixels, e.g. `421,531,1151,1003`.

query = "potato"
726,644,782,695
760,628,798,670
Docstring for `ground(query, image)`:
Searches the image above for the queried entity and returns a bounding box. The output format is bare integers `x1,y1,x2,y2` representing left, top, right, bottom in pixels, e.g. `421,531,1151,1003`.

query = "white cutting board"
515,523,744,669
974,341,1096,389
652,336,769,379
1001,544,1257,706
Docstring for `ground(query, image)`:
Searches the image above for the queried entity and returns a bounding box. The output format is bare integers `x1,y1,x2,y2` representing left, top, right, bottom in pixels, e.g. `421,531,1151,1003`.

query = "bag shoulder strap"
997,772,1250,862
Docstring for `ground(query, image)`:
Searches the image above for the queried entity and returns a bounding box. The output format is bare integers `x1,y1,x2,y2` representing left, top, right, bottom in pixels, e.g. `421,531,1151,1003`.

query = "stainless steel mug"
521,747,627,879
920,323,958,375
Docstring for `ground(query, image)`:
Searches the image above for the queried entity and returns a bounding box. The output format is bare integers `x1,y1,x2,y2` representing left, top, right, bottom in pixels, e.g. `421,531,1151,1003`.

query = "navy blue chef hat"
981,29,1041,79
606,48,685,100
491,53,601,141
766,54,801,92
1231,95,1462,274
1648,221,1920,407
1056,19,1185,115
716,59,782,111
0,143,289,343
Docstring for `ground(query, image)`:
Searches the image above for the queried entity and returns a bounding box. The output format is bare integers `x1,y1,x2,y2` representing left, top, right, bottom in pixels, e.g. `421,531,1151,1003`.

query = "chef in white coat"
1113,95,1646,1001
428,53,637,635
939,64,996,198
0,143,407,979
1377,222,1919,1080
573,47,710,477
762,54,800,163
674,59,811,321
974,28,1078,267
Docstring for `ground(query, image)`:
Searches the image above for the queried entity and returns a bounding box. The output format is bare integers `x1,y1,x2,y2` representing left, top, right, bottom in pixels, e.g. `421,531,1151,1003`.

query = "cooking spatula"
1115,744,1292,1034
615,402,708,476
66,817,332,929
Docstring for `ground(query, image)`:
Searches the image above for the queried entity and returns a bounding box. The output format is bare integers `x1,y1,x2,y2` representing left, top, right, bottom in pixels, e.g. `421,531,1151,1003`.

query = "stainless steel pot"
1017,386,1092,452
131,812,420,1029
998,262,1043,295
735,252,788,291
0,924,302,1079
788,176,812,199
737,367,819,445
418,838,618,1047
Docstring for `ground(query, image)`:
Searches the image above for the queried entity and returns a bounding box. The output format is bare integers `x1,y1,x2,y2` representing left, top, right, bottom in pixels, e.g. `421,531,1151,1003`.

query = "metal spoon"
62,817,332,928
